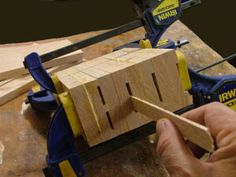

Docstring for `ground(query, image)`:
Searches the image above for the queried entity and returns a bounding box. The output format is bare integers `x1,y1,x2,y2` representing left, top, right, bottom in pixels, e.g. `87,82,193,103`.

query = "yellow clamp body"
52,74,64,94
139,38,191,91
175,50,192,91
58,92,83,138
31,84,41,93
157,39,169,47
139,39,152,48
31,74,83,138
139,39,169,49
52,74,83,137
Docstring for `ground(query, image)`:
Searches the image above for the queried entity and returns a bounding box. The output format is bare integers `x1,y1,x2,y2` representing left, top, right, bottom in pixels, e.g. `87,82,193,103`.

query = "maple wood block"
56,48,191,146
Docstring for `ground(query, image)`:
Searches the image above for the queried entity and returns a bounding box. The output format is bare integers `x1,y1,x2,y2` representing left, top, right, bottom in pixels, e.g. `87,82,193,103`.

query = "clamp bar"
34,0,200,64
196,53,236,73
40,20,143,63
181,0,201,10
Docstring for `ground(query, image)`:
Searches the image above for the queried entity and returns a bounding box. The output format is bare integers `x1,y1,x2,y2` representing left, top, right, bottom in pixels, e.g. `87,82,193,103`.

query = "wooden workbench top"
0,20,235,177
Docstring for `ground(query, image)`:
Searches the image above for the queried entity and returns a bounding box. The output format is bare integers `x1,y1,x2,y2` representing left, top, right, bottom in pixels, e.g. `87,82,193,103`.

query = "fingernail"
157,119,167,134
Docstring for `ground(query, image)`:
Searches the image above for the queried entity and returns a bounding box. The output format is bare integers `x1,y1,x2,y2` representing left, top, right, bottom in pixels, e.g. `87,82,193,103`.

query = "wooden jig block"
55,48,214,152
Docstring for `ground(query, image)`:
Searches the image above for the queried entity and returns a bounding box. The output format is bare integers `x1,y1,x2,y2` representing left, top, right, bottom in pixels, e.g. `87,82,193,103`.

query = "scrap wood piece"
131,96,214,152
0,40,83,81
0,59,84,106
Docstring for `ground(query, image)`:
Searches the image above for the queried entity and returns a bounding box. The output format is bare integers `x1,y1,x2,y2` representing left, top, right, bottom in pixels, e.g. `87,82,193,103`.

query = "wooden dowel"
131,96,214,152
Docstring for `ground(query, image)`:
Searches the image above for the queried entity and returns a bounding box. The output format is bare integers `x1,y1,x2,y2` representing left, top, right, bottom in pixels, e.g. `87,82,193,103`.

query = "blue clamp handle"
144,8,168,47
24,52,57,93
144,0,182,48
189,69,236,105
46,106,85,177
26,88,58,111
24,53,84,176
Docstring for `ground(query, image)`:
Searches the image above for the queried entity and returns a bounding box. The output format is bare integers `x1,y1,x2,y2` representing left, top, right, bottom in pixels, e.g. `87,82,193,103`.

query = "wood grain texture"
0,40,83,81
0,60,83,106
57,48,191,146
131,96,214,152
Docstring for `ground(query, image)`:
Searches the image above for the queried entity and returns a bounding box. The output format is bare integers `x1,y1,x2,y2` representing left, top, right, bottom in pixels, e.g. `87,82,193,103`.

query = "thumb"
156,119,203,176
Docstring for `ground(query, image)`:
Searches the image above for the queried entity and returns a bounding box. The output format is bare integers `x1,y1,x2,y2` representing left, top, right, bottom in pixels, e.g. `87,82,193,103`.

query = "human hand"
156,102,236,177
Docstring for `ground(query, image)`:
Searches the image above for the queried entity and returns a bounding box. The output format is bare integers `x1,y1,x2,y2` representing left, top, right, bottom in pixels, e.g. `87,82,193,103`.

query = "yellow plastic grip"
58,92,83,137
139,39,152,48
31,84,41,93
157,39,169,47
175,50,192,91
59,160,77,177
52,74,63,94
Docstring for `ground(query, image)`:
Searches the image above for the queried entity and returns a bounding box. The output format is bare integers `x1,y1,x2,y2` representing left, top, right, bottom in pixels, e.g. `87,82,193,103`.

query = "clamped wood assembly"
53,48,214,151
23,48,217,177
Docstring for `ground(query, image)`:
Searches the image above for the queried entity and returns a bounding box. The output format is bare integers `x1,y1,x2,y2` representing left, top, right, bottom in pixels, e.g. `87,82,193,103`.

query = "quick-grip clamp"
24,53,85,177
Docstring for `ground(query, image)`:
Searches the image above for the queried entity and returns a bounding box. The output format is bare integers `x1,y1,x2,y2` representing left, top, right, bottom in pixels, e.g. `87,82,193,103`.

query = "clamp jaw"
189,69,236,109
134,0,187,49
24,53,59,111
174,52,236,110
24,53,85,177
26,88,58,111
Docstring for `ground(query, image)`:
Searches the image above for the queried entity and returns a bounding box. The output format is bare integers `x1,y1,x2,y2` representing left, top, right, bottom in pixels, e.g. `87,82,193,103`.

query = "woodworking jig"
14,0,236,177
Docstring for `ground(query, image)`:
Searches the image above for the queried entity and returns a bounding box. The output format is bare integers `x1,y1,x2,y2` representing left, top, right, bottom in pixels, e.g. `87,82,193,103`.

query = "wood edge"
130,96,215,152
0,50,83,81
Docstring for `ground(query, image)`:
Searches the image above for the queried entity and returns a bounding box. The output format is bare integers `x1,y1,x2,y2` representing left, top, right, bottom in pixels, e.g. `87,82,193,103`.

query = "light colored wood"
81,67,124,139
93,60,151,131
0,40,83,81
131,96,214,152
69,74,104,145
57,48,192,146
0,60,83,106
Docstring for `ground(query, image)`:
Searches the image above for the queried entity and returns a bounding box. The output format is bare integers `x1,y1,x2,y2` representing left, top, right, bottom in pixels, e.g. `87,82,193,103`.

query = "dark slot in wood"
151,73,163,102
125,82,138,112
97,86,106,104
125,82,133,96
106,112,114,129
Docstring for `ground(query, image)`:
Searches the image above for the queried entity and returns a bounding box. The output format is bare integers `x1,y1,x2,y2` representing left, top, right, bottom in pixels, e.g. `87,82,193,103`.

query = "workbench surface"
0,21,235,177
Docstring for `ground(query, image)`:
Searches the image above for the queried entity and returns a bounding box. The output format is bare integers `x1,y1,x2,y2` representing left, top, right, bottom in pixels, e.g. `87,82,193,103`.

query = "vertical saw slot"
126,82,138,112
97,86,106,105
151,73,163,102
125,82,133,96
97,86,114,130
106,112,114,129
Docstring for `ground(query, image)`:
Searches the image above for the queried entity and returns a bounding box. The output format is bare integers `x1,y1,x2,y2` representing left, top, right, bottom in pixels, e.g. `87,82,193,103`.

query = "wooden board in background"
0,40,83,81
0,59,84,106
